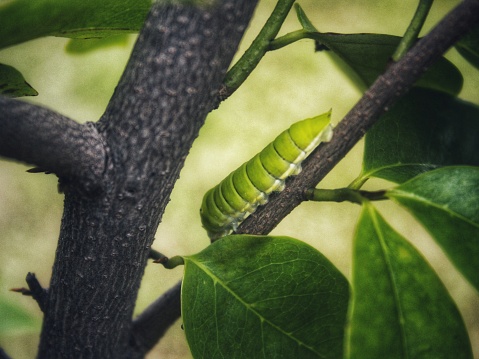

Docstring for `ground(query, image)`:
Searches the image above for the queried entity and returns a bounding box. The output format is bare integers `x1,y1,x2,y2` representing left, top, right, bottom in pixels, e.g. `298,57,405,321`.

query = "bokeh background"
0,0,478,358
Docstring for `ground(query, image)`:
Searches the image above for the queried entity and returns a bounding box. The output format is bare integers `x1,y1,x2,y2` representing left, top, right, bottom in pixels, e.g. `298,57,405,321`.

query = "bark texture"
23,2,258,358
0,97,105,194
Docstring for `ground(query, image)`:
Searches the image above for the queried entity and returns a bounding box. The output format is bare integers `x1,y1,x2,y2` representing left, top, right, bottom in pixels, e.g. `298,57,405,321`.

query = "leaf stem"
153,254,185,269
305,188,387,204
392,0,434,61
348,175,369,190
269,4,319,51
268,29,308,50
221,0,296,97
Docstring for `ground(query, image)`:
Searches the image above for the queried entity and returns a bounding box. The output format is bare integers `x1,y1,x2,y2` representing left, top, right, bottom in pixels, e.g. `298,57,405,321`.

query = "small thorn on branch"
11,273,48,312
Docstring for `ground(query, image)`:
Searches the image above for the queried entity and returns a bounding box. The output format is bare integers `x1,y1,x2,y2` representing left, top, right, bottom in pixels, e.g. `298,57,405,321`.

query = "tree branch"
10,273,49,312
0,97,106,194
26,272,49,312
237,0,479,236
129,281,182,356
36,1,258,358
147,0,479,340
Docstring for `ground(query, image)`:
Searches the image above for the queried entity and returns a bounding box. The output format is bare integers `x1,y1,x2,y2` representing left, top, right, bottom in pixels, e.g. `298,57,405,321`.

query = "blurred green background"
0,1,478,358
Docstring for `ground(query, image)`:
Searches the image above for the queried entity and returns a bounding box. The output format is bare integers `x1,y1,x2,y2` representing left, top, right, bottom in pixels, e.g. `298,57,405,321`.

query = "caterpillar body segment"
259,142,298,179
201,110,333,240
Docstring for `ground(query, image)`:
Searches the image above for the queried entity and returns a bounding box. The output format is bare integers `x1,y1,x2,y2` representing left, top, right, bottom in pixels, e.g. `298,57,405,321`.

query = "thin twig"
130,281,182,356
10,273,48,312
392,0,435,61
220,0,295,99
26,272,48,312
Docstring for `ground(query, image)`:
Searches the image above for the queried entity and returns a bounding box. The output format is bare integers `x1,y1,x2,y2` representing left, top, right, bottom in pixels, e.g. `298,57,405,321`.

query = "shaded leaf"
455,24,479,70
0,0,151,50
361,88,479,184
314,32,462,96
346,203,472,359
182,235,349,359
0,295,40,334
0,63,38,97
387,166,479,292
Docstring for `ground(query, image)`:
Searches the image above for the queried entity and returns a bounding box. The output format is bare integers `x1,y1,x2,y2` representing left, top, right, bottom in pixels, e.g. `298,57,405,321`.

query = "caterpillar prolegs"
200,110,333,240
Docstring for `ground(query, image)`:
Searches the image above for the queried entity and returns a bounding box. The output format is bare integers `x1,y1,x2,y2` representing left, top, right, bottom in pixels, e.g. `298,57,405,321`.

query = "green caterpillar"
200,110,333,240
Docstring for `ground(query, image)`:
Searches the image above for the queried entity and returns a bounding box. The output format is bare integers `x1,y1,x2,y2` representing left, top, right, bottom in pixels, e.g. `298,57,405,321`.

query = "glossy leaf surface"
182,235,349,359
346,203,472,358
361,88,479,183
387,166,479,291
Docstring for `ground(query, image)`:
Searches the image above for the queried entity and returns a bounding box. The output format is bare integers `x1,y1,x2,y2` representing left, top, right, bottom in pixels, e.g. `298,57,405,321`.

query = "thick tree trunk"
2,1,478,358
33,2,257,358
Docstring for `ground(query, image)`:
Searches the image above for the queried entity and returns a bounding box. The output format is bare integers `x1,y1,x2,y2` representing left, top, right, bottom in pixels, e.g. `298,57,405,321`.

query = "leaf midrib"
185,257,326,358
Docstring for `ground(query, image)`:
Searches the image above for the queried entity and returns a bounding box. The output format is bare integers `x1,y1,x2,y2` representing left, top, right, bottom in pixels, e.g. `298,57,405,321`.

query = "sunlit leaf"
387,166,479,292
314,32,462,96
181,235,349,359
360,88,479,184
346,203,472,358
0,63,38,97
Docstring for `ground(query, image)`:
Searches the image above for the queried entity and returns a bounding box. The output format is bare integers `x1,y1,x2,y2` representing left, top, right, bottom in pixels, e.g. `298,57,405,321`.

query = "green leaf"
65,34,130,54
181,235,349,359
314,33,462,96
361,88,479,184
0,0,151,50
455,24,479,70
0,295,40,334
0,63,38,97
387,166,479,292
346,203,472,359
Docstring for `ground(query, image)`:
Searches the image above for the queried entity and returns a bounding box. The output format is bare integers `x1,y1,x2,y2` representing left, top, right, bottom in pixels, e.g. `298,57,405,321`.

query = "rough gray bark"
0,1,257,358
0,98,105,194
1,0,477,357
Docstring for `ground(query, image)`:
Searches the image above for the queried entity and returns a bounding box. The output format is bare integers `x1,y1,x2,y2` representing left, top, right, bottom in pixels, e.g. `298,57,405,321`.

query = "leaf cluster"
1,1,478,358
172,3,479,358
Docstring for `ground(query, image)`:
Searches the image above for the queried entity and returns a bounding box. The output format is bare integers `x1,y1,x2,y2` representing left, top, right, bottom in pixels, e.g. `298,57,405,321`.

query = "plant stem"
221,0,295,97
392,0,434,61
348,175,369,190
152,252,185,269
305,188,387,204
268,4,319,52
157,256,185,269
269,29,313,50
